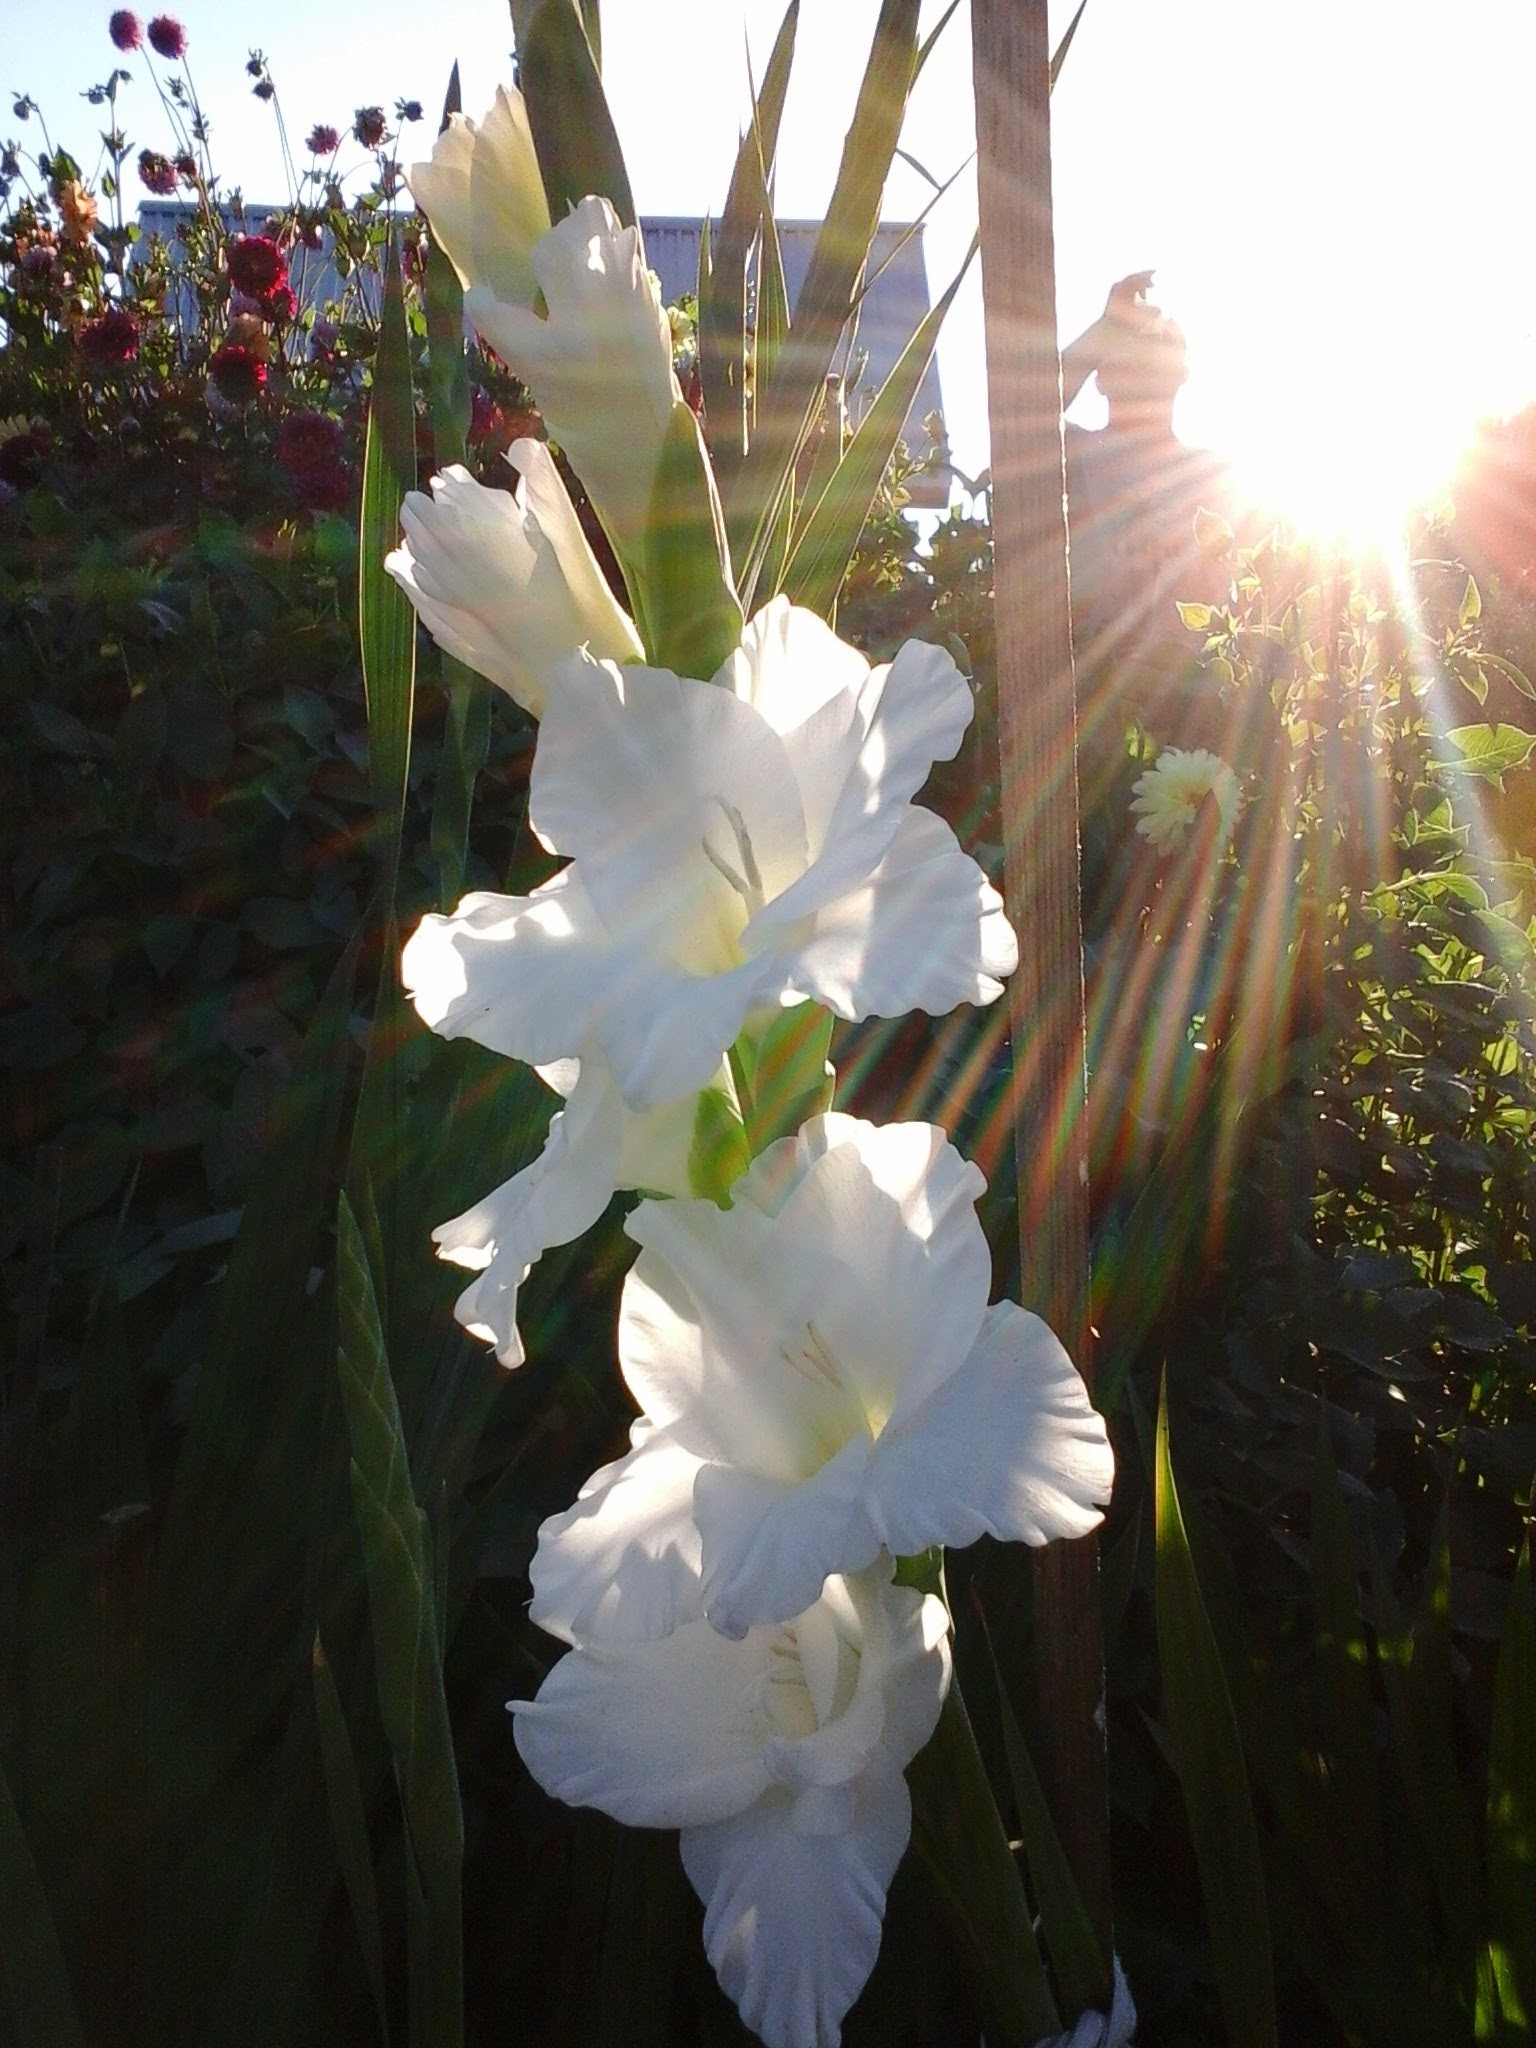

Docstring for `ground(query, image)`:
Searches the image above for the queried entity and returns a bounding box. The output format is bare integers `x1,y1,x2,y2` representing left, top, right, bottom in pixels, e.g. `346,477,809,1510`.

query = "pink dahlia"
305,124,340,156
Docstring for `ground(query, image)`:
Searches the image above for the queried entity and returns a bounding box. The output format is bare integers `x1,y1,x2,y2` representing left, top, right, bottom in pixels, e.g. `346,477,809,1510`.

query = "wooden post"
971,0,1112,1959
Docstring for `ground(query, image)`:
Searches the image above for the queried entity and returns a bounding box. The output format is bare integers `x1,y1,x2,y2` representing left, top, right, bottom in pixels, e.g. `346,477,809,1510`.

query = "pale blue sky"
6,0,1534,529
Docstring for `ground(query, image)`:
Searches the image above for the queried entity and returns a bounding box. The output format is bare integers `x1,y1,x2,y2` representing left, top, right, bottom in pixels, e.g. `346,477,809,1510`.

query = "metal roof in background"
134,204,948,506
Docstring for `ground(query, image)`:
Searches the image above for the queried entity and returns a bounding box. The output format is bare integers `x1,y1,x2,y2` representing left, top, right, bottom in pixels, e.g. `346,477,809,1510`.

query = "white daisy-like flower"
1129,746,1241,854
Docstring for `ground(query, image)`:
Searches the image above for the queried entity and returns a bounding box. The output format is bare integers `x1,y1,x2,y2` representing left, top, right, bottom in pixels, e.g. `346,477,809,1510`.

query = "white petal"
430,1058,625,1366
512,1620,771,1829
694,1438,883,1639
531,654,807,920
865,1301,1114,1556
621,1195,863,1480
401,870,660,1077
784,806,1017,1020
681,1770,911,2048
756,1116,993,1434
745,636,976,936
528,1423,705,1644
722,598,869,853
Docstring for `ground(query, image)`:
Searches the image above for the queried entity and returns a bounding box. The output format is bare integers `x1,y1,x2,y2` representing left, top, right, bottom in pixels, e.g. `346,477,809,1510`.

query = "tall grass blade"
782,233,976,614
359,236,417,905
1154,1374,1277,2048
0,1761,86,2048
336,1193,463,2048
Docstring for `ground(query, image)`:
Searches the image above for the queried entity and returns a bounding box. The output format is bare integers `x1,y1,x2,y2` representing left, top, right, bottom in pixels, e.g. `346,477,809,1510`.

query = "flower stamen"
700,795,766,914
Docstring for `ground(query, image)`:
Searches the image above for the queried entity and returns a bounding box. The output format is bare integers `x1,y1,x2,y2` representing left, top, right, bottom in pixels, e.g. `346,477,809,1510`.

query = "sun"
1179,319,1482,553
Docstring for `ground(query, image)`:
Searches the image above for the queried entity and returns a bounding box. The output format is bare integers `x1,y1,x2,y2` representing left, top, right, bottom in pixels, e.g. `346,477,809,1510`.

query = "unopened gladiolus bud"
385,440,643,720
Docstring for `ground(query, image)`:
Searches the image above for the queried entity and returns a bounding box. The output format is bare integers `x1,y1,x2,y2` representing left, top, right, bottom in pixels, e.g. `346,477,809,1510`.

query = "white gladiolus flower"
512,1563,952,2048
462,195,682,563
384,441,643,718
432,1055,737,1370
1129,746,1240,854
527,1113,1114,1645
400,599,1017,1115
405,84,550,312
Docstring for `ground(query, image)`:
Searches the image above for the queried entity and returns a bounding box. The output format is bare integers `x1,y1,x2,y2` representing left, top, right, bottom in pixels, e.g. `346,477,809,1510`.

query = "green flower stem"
909,1674,1061,2048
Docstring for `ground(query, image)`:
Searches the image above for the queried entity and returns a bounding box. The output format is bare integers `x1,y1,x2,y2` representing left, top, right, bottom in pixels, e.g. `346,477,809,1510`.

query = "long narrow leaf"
782,233,976,614
1155,1375,1278,2048
639,403,742,677
1309,1423,1387,1957
336,1193,463,2048
1051,0,1090,87
515,0,634,226
313,1632,391,2045
699,0,798,465
359,237,416,904
1487,1539,1535,2031
0,1761,86,2048
908,1682,1059,2045
724,0,921,580
973,1602,1108,2018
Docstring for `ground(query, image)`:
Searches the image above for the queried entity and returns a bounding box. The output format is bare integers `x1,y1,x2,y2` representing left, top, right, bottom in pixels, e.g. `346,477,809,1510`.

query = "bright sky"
7,0,1535,538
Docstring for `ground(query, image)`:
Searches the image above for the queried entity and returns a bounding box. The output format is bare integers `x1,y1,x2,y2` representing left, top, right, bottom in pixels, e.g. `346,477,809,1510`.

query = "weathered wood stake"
971,0,1113,1959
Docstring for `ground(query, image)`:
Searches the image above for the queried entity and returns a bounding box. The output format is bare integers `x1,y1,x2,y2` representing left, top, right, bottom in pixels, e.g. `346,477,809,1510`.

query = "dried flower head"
226,233,286,300
224,312,271,356
137,148,177,195
146,14,187,59
79,305,141,367
352,105,387,150
209,342,266,405
305,123,339,156
174,151,197,181
108,10,143,50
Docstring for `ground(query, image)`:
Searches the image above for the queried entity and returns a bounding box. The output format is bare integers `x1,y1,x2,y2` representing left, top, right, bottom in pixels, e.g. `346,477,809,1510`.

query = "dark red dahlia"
277,410,343,469
289,461,353,513
352,105,387,150
108,10,143,50
209,343,266,404
79,305,141,366
146,14,187,58
264,283,297,324
0,428,48,489
305,123,339,156
137,148,177,195
226,234,286,300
